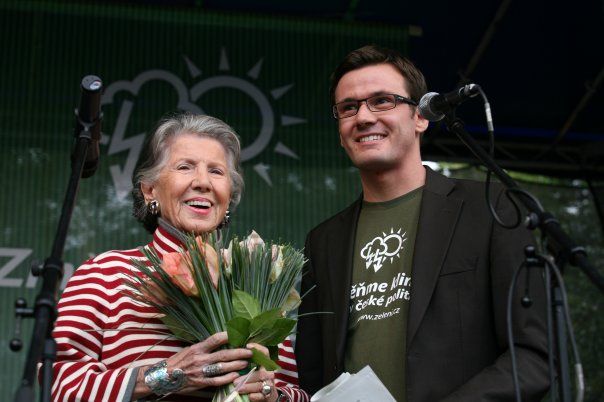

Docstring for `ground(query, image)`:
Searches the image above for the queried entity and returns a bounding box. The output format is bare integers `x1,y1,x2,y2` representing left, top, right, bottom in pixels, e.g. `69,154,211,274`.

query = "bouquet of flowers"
126,230,305,402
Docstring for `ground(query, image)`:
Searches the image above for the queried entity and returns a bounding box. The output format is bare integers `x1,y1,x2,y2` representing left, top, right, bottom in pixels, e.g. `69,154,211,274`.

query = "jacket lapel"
407,168,463,348
327,197,362,367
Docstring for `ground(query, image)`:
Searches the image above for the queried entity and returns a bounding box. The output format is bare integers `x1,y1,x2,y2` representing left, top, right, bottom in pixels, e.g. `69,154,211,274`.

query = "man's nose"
355,101,377,125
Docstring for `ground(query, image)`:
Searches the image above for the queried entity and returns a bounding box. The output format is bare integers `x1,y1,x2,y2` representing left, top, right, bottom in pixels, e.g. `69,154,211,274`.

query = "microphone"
73,75,103,178
418,83,480,122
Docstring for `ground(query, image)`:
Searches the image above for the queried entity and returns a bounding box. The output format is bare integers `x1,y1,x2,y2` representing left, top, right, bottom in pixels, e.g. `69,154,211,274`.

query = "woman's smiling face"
142,133,232,234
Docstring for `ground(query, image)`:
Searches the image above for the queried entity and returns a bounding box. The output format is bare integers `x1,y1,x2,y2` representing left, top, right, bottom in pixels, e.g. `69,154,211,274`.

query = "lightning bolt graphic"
365,248,383,272
107,100,146,200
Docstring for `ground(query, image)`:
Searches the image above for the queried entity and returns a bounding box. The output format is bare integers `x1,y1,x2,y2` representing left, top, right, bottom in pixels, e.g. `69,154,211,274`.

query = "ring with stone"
201,363,223,377
261,380,272,396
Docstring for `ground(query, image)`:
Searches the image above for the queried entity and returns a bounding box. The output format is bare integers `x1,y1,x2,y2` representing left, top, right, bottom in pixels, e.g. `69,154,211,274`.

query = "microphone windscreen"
418,92,444,122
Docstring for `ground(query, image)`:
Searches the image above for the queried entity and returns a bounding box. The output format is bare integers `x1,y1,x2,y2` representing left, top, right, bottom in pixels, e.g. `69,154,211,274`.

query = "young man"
295,45,549,402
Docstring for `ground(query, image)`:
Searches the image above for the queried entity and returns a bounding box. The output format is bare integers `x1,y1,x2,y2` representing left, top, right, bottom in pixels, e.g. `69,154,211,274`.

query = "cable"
476,86,546,229
543,257,585,402
506,260,525,402
507,187,546,214
507,250,586,402
486,173,522,228
477,86,518,228
543,260,556,402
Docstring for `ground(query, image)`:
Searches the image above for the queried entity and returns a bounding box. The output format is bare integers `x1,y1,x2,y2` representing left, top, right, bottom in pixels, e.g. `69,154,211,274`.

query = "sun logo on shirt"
360,228,407,272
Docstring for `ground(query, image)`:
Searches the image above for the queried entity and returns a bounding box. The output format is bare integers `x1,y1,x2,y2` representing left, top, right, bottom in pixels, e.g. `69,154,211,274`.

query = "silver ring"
201,363,223,377
261,380,272,396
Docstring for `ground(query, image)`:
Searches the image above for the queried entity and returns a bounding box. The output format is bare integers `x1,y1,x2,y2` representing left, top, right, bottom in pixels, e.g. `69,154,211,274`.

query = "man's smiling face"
335,63,427,173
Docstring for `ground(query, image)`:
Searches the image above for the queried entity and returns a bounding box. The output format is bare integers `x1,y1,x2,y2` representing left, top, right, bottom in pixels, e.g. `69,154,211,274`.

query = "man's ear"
415,110,429,135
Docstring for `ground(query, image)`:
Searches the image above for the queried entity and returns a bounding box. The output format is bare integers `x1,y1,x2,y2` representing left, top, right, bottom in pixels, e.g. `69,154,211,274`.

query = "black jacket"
296,167,549,401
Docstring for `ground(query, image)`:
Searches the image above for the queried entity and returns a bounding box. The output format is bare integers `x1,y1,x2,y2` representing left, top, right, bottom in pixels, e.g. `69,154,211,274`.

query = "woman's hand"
169,332,253,393
234,343,280,402
132,332,252,398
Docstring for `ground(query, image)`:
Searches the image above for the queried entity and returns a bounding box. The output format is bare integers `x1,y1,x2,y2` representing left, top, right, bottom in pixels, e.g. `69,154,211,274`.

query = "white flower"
240,230,265,254
221,241,233,277
270,245,285,283
282,288,301,314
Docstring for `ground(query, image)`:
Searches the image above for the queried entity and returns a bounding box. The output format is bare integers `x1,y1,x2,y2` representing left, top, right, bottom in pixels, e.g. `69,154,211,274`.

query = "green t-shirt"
345,187,423,402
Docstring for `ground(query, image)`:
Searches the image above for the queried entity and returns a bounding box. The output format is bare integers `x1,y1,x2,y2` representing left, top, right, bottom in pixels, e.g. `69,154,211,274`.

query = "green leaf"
227,316,251,347
250,347,280,371
232,290,261,320
249,308,281,335
249,317,296,346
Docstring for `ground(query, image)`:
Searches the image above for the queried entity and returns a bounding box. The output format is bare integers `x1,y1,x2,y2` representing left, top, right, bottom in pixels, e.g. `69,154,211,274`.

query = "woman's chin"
178,221,220,234
164,212,219,233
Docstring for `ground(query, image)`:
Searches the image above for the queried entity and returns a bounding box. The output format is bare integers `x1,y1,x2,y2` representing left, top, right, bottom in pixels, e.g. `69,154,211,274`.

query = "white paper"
310,365,396,402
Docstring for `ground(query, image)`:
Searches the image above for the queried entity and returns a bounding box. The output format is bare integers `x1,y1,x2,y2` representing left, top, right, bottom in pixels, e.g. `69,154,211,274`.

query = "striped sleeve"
51,249,181,402
51,257,136,402
275,336,310,402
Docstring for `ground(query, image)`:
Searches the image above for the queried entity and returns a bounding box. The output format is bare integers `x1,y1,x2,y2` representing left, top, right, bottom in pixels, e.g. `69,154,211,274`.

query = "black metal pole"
14,132,90,402
14,75,102,402
443,114,604,293
441,113,599,402
553,287,571,402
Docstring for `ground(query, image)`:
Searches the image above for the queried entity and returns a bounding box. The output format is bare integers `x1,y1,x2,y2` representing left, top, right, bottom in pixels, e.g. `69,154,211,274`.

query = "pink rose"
195,237,220,289
161,252,199,296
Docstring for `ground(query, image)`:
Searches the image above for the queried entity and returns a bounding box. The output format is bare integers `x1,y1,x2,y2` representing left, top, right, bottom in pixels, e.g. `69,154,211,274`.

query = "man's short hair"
329,45,427,105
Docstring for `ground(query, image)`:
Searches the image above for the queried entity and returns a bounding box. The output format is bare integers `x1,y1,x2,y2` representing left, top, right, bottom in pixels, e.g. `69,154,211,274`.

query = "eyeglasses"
332,94,418,119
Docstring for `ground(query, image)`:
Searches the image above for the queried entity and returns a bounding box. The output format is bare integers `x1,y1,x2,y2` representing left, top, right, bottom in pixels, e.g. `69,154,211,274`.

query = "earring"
148,200,160,216
217,210,230,229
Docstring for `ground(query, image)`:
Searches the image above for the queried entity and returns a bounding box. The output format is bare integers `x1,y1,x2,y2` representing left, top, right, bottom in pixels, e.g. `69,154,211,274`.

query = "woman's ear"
140,182,155,203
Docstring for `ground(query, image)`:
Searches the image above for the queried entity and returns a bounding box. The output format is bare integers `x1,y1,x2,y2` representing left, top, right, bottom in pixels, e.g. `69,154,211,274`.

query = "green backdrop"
1,1,602,401
0,1,406,399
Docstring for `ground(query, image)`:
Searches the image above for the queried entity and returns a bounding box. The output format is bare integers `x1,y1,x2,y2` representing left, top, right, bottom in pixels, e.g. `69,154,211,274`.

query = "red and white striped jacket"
51,225,309,402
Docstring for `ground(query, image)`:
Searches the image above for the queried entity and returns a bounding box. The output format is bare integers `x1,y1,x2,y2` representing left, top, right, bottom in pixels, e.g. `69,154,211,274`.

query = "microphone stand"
13,123,95,402
442,111,603,402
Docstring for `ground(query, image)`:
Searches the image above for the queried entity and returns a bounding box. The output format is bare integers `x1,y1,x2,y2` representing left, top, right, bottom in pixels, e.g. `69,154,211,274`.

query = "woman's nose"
192,168,212,191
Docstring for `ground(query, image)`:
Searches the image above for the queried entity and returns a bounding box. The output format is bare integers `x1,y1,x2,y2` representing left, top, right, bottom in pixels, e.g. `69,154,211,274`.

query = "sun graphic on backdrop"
183,48,306,186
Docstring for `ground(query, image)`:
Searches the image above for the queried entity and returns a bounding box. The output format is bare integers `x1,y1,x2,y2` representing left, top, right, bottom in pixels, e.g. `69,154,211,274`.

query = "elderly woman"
51,113,309,402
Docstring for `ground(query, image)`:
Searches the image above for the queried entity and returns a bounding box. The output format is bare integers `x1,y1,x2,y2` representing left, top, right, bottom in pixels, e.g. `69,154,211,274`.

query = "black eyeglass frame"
332,94,418,119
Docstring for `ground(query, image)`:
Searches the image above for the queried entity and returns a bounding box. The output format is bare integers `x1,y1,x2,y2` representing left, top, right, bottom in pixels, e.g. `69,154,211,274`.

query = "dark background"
0,1,602,400
106,0,604,177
